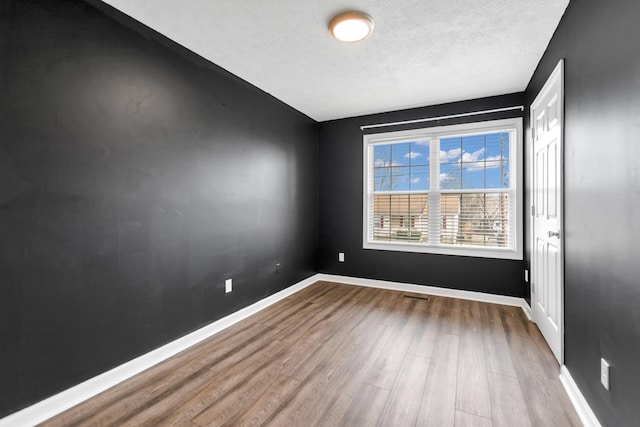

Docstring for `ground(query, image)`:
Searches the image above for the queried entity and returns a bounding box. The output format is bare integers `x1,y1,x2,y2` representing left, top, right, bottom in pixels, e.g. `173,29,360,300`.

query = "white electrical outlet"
601,358,610,390
338,252,345,262
225,278,232,294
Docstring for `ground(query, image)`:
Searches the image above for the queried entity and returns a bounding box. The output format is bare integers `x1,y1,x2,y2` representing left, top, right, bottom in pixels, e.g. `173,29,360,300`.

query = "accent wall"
318,93,527,297
0,0,318,416
524,0,640,425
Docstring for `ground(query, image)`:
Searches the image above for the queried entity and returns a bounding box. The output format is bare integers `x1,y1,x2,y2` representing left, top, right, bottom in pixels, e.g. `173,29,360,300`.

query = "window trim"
362,117,523,260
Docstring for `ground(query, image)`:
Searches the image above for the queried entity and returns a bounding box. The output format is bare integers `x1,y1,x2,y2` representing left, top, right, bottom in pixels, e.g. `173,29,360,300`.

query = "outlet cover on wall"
225,278,232,294
338,252,345,262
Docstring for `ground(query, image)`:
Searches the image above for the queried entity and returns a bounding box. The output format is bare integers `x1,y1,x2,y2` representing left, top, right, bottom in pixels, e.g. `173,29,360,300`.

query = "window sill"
363,241,523,260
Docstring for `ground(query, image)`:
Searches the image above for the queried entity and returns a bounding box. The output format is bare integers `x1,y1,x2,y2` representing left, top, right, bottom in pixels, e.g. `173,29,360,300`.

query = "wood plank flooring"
41,281,582,427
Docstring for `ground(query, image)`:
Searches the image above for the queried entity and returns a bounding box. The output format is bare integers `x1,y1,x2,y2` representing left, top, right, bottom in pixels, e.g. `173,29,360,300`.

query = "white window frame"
363,117,523,260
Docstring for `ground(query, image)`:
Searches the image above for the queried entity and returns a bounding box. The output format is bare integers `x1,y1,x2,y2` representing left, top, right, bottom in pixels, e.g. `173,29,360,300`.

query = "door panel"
548,141,558,218
548,242,559,329
547,94,560,129
536,150,545,216
535,238,547,314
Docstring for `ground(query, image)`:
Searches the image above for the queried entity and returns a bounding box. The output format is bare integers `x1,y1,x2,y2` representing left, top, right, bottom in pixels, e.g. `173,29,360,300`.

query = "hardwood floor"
41,282,582,427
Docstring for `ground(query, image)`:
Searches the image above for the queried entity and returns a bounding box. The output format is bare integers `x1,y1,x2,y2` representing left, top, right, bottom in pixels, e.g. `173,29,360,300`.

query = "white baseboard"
559,365,602,427
316,273,532,318
521,300,533,321
1,273,532,426
0,275,319,427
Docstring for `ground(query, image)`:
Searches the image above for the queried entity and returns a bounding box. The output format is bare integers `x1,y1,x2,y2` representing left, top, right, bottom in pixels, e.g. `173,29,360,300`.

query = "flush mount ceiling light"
329,11,374,43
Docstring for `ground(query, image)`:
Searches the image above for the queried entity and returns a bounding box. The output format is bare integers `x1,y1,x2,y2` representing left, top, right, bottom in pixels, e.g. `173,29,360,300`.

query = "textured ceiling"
100,0,569,122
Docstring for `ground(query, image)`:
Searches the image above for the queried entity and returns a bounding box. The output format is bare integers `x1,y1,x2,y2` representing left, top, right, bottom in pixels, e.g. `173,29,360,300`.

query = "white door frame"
529,59,565,364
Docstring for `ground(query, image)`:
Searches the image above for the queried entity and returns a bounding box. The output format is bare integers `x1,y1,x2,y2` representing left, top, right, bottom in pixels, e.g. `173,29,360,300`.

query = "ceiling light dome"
329,11,374,43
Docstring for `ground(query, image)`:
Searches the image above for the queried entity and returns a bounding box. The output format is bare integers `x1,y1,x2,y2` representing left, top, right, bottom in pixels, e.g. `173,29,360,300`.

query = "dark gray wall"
525,0,640,425
319,93,527,297
0,0,318,417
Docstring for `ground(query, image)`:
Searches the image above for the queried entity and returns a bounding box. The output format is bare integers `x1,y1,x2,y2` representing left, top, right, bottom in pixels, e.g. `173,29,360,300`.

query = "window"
363,118,523,259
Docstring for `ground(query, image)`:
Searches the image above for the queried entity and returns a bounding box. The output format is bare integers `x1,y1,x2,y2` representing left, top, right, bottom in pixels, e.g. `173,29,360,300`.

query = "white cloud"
437,146,505,172
440,148,462,162
374,159,403,167
411,178,420,184
461,148,485,163
404,152,422,159
484,155,505,168
464,155,505,171
439,173,452,182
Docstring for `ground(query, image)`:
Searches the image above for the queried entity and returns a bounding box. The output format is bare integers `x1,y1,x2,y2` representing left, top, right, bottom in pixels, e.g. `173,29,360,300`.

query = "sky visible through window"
373,132,510,191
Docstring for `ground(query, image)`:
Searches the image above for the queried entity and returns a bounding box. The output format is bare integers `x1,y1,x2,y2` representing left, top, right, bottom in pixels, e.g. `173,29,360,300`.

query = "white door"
530,60,564,363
